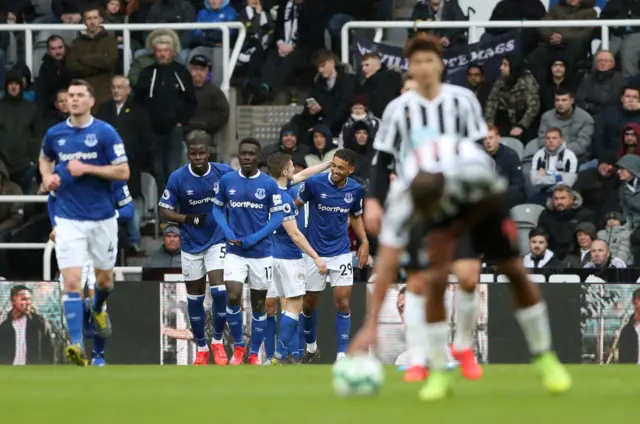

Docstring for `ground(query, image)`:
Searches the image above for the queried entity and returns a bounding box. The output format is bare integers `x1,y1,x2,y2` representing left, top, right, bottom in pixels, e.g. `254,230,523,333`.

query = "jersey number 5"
220,246,226,259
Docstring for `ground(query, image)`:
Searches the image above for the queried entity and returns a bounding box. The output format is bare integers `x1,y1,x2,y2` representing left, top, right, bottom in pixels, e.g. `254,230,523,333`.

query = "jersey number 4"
107,242,114,253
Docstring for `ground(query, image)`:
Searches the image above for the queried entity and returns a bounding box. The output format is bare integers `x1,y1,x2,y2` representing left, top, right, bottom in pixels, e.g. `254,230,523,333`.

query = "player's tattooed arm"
290,160,331,185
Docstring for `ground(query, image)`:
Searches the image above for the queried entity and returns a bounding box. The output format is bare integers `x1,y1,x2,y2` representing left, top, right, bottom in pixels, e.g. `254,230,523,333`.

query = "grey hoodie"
617,154,640,230
597,226,631,265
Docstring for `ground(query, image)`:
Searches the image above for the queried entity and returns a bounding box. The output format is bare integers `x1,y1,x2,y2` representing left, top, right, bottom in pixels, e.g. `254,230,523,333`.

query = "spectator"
538,185,595,260
191,0,238,51
129,29,183,86
104,0,125,23
592,86,640,160
359,53,402,118
146,0,196,50
482,0,546,55
304,124,337,168
401,72,418,94
146,225,182,268
325,0,379,53
261,122,310,165
338,95,380,148
466,64,490,110
573,151,621,226
598,211,631,265
617,155,640,260
134,35,196,194
0,70,41,194
295,49,358,138
618,288,640,364
482,125,525,207
573,222,597,265
523,227,563,269
15,0,57,23
0,159,23,276
10,63,36,103
238,0,275,96
184,54,230,155
35,35,71,114
408,0,467,49
537,88,593,161
531,128,579,197
0,285,54,365
485,54,540,142
53,0,91,23
539,59,575,113
343,120,375,180
600,0,640,78
97,75,153,256
575,50,627,116
248,0,325,103
583,239,627,268
618,123,640,158
42,88,69,129
526,0,596,85
65,6,118,109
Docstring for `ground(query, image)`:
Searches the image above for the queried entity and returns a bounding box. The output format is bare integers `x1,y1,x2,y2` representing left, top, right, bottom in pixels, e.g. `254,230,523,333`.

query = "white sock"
197,345,209,352
404,292,428,367
307,341,317,353
426,321,450,371
211,338,222,345
514,302,551,356
336,352,346,360
453,289,477,351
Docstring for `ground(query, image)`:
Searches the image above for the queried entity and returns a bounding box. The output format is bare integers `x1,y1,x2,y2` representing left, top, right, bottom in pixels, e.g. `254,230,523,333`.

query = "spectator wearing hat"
483,125,525,208
304,124,338,168
584,239,627,269
618,123,640,158
338,95,380,148
573,150,621,226
184,54,230,160
261,122,311,166
598,212,631,265
146,225,182,268
571,221,597,266
617,154,640,263
466,64,490,111
343,119,375,181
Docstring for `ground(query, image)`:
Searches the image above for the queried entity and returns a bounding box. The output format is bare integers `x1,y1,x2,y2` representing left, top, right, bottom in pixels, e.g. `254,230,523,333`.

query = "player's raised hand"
314,257,328,275
43,173,61,191
357,241,370,269
364,198,383,236
67,159,89,176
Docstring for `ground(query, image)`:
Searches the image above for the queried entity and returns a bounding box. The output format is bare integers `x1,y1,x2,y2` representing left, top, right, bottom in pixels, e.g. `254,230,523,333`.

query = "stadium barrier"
339,19,639,65
1,268,638,365
0,22,246,96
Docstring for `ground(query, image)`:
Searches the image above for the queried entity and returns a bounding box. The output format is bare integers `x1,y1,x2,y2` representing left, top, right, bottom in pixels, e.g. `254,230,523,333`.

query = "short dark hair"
362,52,381,61
333,148,357,167
312,48,335,67
529,226,549,241
467,63,483,74
238,137,261,153
410,171,445,214
554,86,573,98
82,4,103,17
267,152,291,178
552,184,573,196
545,127,563,138
186,130,211,148
68,79,95,97
404,32,443,60
46,35,64,49
622,85,640,97
10,284,31,298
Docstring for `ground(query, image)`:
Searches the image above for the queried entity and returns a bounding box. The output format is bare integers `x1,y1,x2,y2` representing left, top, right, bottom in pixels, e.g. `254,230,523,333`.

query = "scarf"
283,0,299,44
523,250,555,268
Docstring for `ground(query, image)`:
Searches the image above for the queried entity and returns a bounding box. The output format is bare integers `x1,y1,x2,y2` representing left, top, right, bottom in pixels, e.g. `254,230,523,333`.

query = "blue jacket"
192,0,238,47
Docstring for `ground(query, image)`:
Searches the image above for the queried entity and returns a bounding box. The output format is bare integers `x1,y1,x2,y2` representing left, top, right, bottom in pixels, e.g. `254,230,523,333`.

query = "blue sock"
93,335,106,355
336,312,351,353
264,315,277,359
63,292,84,346
226,305,244,347
288,319,300,359
302,310,318,344
186,294,207,348
92,286,112,312
275,312,298,359
210,286,227,341
82,298,95,339
249,312,267,355
296,313,305,358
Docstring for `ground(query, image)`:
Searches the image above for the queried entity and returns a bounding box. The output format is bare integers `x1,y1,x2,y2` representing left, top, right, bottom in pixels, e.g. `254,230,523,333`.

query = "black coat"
97,98,153,199
0,312,55,364
42,109,68,132
408,0,468,45
35,54,72,114
538,198,596,260
490,144,526,208
359,67,402,119
618,315,638,364
592,105,640,158
272,0,326,52
572,169,621,228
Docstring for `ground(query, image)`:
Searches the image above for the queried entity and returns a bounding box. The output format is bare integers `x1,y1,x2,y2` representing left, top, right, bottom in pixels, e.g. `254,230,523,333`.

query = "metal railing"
339,19,640,65
1,22,246,96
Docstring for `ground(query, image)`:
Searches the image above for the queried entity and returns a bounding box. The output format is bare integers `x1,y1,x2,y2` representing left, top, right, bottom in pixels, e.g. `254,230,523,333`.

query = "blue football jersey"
41,117,128,221
213,170,284,259
297,173,363,257
271,185,302,260
159,162,234,254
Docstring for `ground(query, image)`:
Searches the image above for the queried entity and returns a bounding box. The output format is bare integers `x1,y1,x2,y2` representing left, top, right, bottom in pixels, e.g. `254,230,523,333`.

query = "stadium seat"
522,138,540,163
140,172,159,239
501,137,524,160
510,204,545,253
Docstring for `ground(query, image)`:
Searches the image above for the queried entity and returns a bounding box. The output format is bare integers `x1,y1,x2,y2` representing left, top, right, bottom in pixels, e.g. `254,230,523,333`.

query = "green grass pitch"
2,365,637,424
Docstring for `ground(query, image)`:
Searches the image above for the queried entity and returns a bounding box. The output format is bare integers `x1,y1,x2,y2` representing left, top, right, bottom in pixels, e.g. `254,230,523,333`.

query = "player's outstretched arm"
240,210,284,248
282,220,327,275
290,160,331,185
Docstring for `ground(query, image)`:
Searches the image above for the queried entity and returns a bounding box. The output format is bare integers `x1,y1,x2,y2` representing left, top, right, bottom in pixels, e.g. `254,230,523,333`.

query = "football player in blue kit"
212,138,285,365
265,153,329,364
295,149,369,363
39,79,130,366
158,132,234,366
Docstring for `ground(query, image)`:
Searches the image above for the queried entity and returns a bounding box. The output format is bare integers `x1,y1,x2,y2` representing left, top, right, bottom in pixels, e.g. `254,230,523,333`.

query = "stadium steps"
236,105,304,147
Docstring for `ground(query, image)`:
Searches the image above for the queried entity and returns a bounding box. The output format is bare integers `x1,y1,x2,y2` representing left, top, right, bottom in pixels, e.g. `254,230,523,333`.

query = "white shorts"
305,252,353,292
181,243,226,281
55,216,118,270
59,262,96,291
223,253,273,290
267,258,306,299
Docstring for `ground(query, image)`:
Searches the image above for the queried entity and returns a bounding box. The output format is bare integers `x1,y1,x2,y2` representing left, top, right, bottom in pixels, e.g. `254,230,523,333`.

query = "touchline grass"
1,365,637,424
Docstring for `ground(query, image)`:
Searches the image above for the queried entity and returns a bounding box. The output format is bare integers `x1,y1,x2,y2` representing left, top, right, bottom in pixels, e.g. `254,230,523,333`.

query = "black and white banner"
353,30,520,87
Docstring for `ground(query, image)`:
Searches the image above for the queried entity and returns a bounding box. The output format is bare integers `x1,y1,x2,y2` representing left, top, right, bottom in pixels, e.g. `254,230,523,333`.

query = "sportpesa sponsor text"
58,151,98,161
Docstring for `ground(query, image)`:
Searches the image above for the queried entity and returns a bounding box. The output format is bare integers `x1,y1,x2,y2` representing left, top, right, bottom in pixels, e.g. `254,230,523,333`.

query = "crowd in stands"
2,0,640,278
